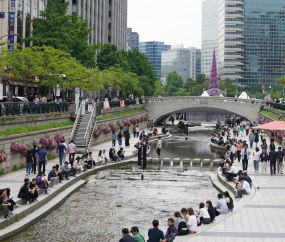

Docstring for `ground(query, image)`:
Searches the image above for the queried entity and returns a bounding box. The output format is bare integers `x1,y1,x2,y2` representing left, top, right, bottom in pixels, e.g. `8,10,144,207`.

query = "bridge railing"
142,96,266,105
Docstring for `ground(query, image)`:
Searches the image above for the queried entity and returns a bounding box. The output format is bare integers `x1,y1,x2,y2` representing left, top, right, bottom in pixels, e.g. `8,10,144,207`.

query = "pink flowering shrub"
130,118,137,124
54,133,65,144
93,128,102,138
0,151,7,163
39,135,57,150
259,116,270,125
103,126,111,134
10,142,28,156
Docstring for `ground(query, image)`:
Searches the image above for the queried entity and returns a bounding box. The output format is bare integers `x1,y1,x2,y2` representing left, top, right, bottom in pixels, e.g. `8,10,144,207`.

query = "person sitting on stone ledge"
1,188,19,217
109,148,115,162
98,150,105,165
186,208,198,234
55,164,64,181
173,212,188,236
213,193,228,216
224,163,238,182
148,219,164,242
153,128,158,136
206,201,215,222
235,177,250,201
18,181,34,204
60,162,71,179
87,152,96,167
117,148,125,160
0,189,11,220
196,202,211,225
181,208,189,224
112,149,119,162
119,228,135,242
224,191,234,212
48,166,60,187
29,179,39,202
36,171,50,194
162,218,177,242
69,160,78,176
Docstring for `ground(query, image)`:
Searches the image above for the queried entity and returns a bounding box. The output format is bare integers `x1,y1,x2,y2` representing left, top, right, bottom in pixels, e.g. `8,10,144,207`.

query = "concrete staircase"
71,102,97,153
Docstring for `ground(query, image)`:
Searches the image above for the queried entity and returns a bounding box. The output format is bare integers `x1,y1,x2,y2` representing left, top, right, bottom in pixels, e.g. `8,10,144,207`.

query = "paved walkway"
177,126,285,242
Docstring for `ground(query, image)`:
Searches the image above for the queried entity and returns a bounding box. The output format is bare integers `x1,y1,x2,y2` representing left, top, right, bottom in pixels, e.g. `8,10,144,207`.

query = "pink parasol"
252,121,285,131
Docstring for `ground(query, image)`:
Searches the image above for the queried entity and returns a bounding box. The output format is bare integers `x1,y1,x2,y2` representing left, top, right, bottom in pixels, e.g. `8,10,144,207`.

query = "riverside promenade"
177,127,285,242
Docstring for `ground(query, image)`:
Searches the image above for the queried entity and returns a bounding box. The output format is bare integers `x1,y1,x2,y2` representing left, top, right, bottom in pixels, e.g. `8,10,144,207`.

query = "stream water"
6,128,223,242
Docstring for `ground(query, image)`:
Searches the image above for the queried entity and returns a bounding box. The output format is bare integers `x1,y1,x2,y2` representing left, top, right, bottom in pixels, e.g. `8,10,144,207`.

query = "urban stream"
6,125,224,242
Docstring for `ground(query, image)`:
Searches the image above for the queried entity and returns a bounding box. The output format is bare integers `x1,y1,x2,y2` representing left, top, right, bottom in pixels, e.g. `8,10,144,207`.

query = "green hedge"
97,109,146,121
261,110,285,121
0,121,74,137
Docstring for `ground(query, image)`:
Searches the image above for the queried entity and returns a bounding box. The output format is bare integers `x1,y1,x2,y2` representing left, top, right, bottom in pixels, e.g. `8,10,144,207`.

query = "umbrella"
252,121,285,131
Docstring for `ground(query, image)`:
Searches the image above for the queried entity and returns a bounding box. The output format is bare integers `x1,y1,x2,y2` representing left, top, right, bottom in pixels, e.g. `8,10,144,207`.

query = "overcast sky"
128,0,204,49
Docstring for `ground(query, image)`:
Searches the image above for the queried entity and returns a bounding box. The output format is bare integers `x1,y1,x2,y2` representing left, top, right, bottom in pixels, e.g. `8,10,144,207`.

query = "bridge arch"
143,97,264,125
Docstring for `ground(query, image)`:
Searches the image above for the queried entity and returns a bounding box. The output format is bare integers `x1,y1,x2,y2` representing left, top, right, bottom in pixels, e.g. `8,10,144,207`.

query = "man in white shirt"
225,163,238,181
236,177,250,201
241,143,252,171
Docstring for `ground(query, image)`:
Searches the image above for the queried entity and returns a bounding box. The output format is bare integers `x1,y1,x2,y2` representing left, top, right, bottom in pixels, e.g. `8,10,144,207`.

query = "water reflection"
6,166,218,242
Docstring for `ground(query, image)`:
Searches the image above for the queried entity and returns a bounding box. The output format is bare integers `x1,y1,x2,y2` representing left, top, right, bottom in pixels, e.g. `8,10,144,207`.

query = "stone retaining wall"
92,111,148,145
101,104,144,116
0,126,73,172
0,113,72,131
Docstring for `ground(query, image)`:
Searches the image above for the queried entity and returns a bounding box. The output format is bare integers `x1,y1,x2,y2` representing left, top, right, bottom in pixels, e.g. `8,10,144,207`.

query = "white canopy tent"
201,91,210,97
238,92,249,99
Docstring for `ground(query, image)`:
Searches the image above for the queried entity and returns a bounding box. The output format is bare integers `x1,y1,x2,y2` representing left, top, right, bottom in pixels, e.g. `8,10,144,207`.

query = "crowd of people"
119,192,234,242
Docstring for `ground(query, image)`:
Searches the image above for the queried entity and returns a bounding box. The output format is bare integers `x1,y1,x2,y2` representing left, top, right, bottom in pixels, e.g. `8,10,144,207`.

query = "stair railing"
84,103,97,151
70,101,83,139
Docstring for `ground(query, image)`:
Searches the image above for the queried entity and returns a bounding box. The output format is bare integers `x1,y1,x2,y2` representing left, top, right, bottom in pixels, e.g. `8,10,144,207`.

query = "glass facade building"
218,0,285,85
139,41,171,79
127,28,139,50
161,48,202,82
202,0,220,77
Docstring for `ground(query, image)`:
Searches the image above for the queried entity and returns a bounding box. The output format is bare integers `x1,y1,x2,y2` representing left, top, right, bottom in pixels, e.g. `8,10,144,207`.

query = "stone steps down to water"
148,157,222,166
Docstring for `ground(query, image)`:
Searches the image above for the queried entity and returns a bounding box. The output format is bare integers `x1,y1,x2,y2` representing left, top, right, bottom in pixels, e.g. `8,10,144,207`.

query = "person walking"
24,150,34,176
241,143,252,171
268,147,277,175
259,149,269,174
245,123,250,136
132,125,136,138
124,130,130,147
236,140,242,162
30,145,38,174
171,116,174,126
270,132,275,144
236,124,240,137
240,125,244,137
253,147,261,173
56,140,66,166
111,131,117,147
117,131,123,147
254,131,259,147
259,129,264,143
156,137,161,158
67,140,76,161
38,145,48,175
136,125,140,138
249,131,254,149
277,147,284,174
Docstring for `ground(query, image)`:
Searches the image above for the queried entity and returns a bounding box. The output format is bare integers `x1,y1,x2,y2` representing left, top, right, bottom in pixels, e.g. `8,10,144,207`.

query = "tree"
22,0,98,68
165,71,184,94
154,80,167,97
184,77,195,95
196,74,207,85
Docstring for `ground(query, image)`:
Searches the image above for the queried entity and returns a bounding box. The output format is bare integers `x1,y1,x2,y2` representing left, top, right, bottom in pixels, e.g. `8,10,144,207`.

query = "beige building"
0,0,127,50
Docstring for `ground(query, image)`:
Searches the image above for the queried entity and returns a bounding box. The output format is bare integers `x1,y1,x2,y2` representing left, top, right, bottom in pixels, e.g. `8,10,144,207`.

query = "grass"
261,110,285,121
97,109,146,121
0,121,74,137
47,154,57,160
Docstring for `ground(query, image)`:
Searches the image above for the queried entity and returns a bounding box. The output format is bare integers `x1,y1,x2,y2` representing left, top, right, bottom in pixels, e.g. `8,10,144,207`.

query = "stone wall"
101,104,144,116
0,126,73,172
92,111,148,145
0,113,72,131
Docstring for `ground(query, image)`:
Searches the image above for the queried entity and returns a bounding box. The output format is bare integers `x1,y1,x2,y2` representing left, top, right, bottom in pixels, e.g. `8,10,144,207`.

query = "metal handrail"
84,103,97,151
70,101,82,139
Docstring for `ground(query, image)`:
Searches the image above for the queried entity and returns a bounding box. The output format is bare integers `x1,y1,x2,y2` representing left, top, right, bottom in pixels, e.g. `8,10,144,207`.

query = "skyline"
128,0,203,49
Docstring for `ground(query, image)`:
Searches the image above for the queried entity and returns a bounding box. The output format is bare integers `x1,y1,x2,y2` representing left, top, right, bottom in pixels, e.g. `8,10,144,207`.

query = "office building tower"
202,0,219,77
218,0,285,85
127,28,139,50
161,47,202,82
67,0,128,50
139,41,171,79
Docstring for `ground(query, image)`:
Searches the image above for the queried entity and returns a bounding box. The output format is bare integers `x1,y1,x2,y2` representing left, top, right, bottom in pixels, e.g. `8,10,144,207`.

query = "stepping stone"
182,158,191,165
192,158,201,165
173,158,180,164
147,157,153,163
152,158,161,163
213,159,222,165
163,158,171,163
202,159,211,165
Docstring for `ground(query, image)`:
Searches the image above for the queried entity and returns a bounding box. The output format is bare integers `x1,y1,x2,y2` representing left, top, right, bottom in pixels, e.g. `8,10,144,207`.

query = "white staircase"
71,101,97,153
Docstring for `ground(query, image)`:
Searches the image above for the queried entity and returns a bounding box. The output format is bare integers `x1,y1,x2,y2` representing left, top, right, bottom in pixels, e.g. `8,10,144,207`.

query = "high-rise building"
161,47,201,82
139,41,171,79
0,1,127,50
218,0,285,85
67,0,128,50
202,0,219,77
127,28,139,50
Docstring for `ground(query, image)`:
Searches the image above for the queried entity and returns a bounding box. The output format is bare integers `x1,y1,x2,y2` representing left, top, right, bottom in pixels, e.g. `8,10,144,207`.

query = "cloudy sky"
128,0,204,49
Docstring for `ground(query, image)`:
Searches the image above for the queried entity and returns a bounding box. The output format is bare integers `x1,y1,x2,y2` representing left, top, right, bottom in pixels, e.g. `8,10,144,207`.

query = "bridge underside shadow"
155,107,253,126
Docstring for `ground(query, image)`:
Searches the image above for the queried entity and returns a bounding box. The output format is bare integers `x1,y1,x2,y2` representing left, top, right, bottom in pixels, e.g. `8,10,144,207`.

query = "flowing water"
6,129,223,242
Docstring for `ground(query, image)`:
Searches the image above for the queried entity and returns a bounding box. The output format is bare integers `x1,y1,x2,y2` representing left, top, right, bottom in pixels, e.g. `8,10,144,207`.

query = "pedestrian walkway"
177,127,285,242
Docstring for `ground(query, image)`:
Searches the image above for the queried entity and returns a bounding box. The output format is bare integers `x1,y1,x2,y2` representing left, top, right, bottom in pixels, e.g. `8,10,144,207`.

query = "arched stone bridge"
142,97,265,125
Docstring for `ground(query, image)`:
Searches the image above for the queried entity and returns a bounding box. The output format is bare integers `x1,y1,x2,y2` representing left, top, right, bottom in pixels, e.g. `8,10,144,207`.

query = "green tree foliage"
154,80,167,97
184,78,195,95
196,74,207,85
165,71,184,93
22,0,98,68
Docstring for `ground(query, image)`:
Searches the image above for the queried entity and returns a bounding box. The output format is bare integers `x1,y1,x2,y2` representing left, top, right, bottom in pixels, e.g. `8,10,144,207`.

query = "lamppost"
49,74,66,97
0,33,19,41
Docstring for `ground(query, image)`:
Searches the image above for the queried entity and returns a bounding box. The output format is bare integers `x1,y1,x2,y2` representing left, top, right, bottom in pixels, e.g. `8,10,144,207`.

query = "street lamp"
0,33,19,41
49,74,66,97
